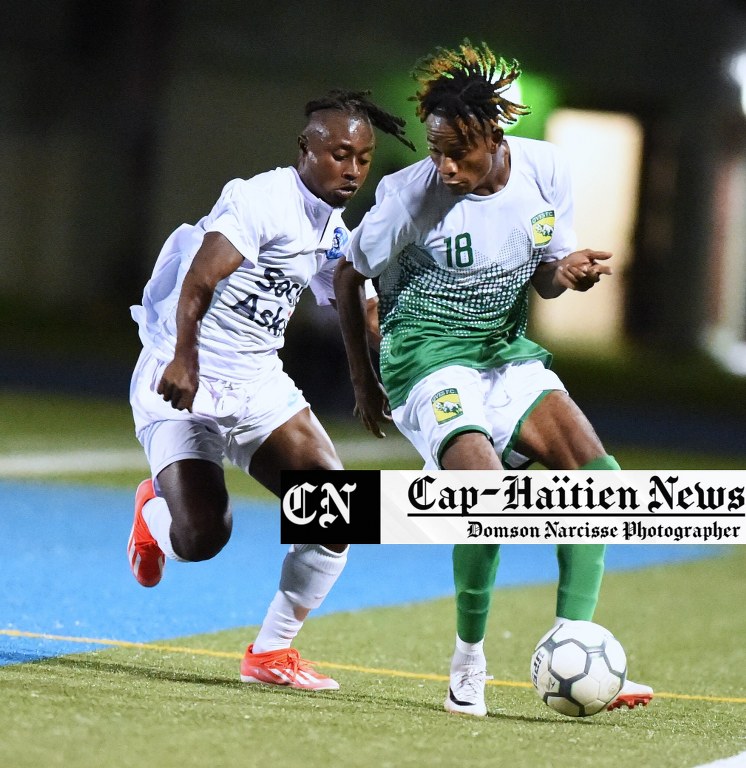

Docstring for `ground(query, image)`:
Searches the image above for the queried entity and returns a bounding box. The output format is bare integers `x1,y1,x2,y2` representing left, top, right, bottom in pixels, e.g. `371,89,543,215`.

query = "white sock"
251,544,348,652
453,635,485,668
141,496,185,562
278,543,348,609
251,591,304,653
455,636,485,655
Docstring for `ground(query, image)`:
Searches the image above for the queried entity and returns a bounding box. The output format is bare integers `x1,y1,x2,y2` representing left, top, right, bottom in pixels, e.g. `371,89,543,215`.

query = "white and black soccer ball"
530,620,627,717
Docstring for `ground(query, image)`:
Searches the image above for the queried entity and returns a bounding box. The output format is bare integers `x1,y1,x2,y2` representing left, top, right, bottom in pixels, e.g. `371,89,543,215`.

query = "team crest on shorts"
531,210,555,248
431,388,464,424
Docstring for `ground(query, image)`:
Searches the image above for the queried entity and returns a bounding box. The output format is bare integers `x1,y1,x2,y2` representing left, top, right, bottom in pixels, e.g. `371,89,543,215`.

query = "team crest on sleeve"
431,388,464,424
325,227,349,260
531,211,555,248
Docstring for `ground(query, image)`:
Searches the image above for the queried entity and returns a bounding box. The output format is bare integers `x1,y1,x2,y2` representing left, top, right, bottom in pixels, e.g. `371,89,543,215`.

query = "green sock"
581,455,621,470
555,544,606,620
453,544,500,643
555,455,618,619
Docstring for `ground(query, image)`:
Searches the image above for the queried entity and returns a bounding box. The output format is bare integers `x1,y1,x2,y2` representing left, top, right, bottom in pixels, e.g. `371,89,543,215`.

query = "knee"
171,507,232,561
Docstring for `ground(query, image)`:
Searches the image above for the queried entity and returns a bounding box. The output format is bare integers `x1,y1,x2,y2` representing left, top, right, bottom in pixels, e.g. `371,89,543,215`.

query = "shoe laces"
452,665,489,700
263,648,320,681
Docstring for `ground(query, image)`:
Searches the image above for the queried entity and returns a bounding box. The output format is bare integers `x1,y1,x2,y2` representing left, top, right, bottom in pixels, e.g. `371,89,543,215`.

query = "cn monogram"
282,482,357,528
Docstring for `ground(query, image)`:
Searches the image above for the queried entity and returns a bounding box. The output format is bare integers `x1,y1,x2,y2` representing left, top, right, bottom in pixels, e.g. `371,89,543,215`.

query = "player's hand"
157,356,199,412
352,378,393,439
556,249,612,292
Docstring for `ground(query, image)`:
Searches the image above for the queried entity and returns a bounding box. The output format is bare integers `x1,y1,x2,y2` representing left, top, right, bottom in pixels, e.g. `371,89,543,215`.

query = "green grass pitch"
1,392,745,767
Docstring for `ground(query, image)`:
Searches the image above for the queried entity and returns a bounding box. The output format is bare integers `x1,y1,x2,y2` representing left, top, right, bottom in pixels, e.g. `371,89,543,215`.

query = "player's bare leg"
128,458,231,586
514,390,605,469
519,391,654,710
156,459,232,561
441,431,502,471
249,406,343,495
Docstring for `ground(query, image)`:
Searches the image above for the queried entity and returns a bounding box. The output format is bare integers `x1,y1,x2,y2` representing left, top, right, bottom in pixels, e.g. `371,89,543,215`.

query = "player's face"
297,111,375,207
425,113,504,196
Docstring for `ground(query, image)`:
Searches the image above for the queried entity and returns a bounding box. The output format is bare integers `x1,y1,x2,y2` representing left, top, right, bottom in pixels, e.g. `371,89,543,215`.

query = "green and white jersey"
346,136,577,408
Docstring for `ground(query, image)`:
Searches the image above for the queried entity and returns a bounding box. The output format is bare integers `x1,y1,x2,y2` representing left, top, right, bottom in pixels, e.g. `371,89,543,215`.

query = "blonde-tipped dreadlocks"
411,40,530,142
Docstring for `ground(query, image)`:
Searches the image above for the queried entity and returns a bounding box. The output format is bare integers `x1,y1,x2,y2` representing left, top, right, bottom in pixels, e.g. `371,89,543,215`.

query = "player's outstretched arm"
333,257,392,438
531,249,613,299
158,232,244,412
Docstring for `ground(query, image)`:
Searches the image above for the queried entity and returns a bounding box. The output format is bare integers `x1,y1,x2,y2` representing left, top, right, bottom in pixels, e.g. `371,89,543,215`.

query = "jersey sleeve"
345,180,416,278
309,260,377,305
540,146,577,263
202,177,277,267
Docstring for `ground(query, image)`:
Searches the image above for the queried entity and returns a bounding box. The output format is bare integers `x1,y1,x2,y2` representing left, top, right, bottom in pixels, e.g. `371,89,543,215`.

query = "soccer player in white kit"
334,43,653,714
128,90,414,690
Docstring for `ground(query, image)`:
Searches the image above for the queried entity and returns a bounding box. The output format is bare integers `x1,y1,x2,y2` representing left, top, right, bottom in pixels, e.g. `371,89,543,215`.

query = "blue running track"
0,480,723,666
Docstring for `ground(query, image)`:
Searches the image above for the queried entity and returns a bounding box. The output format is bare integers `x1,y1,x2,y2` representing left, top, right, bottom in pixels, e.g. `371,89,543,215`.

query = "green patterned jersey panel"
378,237,550,408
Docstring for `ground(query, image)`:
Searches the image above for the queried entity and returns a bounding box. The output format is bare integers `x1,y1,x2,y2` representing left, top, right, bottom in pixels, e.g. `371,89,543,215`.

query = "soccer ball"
530,620,627,717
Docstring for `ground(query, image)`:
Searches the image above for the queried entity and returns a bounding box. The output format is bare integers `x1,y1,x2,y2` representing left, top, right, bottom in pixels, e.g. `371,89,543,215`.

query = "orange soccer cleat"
239,644,339,690
127,479,165,588
608,679,654,711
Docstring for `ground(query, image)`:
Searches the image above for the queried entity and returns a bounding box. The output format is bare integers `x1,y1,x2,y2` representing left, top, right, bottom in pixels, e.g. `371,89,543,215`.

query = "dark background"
2,0,746,452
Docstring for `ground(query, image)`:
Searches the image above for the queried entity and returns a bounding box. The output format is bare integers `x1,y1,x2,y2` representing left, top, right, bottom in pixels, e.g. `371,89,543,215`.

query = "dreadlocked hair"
411,40,530,141
304,89,416,151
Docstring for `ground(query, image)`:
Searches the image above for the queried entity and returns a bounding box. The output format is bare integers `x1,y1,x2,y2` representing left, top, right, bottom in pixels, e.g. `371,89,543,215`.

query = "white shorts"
391,360,566,469
129,349,309,477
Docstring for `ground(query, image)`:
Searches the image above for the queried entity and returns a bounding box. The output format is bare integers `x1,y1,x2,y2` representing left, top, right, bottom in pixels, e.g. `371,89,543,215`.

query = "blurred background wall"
1,0,746,416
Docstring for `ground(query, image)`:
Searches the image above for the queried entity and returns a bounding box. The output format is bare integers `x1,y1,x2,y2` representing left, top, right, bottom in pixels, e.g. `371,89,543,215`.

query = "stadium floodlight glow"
502,73,560,138
500,78,525,134
501,79,524,114
374,68,560,157
729,51,746,116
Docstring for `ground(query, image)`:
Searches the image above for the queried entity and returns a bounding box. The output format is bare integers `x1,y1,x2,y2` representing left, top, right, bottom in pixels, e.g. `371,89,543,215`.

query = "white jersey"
346,136,577,408
131,166,348,381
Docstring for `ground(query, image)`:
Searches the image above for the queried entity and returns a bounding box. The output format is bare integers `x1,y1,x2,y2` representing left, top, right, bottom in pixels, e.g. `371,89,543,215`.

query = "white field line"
0,438,419,477
338,436,419,463
0,449,147,475
694,753,746,767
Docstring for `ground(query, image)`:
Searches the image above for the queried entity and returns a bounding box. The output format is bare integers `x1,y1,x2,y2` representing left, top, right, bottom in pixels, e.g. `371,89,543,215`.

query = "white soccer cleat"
444,652,489,717
607,678,654,710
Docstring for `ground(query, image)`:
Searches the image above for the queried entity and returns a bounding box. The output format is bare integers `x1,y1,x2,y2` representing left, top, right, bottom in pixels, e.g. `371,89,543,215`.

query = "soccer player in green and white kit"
334,40,653,717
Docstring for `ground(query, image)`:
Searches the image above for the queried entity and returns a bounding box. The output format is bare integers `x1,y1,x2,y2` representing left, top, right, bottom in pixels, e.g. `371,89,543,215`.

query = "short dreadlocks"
411,40,530,142
305,89,416,151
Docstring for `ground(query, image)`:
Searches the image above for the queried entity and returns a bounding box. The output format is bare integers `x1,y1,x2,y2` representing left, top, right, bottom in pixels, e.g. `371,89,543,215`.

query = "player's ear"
298,134,309,154
490,127,504,151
